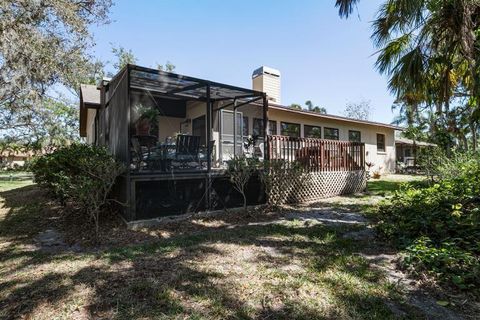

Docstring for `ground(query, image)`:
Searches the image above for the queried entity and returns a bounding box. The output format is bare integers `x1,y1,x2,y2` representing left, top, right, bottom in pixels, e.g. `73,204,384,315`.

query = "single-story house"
79,65,401,221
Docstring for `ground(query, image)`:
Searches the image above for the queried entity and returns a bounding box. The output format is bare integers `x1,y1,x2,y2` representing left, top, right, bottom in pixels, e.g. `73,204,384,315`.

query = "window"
268,120,277,135
252,118,277,137
253,118,264,137
243,116,249,136
324,127,339,140
192,115,206,145
304,125,322,138
280,122,300,137
404,148,412,157
348,130,361,142
377,133,386,152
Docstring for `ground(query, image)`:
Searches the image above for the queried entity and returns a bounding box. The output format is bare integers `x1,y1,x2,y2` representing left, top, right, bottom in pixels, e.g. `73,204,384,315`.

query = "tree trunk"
242,192,247,213
470,121,478,151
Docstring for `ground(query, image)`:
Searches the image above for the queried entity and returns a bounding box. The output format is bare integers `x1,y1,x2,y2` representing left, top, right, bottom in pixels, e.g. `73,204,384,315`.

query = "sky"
91,0,397,124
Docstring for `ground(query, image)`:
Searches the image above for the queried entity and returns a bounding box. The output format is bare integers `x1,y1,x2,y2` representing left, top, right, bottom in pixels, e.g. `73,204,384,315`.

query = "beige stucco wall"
86,109,97,144
157,116,184,142
267,108,396,173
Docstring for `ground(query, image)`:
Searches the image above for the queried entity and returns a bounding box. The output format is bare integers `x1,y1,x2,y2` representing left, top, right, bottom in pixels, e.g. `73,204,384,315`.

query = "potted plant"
134,105,160,136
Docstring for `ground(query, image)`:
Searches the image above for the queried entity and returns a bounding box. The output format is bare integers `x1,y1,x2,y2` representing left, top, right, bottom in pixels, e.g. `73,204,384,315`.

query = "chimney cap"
252,66,281,79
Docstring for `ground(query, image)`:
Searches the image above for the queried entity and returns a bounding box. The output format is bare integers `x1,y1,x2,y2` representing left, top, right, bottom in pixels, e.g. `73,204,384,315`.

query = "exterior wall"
157,116,184,142
267,108,396,173
86,108,97,144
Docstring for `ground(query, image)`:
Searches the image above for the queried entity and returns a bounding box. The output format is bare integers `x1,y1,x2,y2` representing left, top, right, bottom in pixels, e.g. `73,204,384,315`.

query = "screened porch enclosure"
128,67,268,173
100,65,268,220
99,65,367,221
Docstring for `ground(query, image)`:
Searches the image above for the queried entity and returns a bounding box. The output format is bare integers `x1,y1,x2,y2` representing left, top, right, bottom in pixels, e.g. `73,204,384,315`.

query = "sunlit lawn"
0,179,33,192
0,177,430,319
368,174,425,196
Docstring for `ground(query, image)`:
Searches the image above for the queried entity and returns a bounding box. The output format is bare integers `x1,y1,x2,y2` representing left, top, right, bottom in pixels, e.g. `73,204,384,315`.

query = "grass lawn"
0,179,34,192
367,174,425,196
0,171,34,183
0,175,468,319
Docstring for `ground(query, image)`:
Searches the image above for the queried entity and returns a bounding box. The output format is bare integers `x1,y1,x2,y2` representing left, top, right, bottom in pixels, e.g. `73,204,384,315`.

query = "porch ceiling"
129,65,264,103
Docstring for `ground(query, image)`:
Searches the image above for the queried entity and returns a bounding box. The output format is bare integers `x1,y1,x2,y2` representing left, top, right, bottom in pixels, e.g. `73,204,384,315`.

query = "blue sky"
91,0,397,123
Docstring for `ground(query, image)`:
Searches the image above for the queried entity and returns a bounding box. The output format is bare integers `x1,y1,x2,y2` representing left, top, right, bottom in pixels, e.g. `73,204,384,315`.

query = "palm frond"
375,33,412,74
335,0,360,18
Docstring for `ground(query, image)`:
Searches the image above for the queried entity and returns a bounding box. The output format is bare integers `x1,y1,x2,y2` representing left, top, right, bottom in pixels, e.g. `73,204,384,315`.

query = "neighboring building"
0,150,32,169
395,136,437,172
79,65,401,221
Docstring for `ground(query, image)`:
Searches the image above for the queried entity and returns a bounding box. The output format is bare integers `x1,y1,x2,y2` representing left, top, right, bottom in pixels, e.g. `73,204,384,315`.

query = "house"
0,150,32,169
395,135,437,172
79,65,400,221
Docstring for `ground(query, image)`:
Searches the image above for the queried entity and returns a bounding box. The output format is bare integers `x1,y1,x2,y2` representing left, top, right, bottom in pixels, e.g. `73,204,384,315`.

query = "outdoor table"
151,143,176,171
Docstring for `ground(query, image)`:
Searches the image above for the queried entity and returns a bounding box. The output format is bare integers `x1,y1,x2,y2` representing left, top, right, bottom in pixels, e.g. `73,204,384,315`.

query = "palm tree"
337,0,480,150
305,100,327,114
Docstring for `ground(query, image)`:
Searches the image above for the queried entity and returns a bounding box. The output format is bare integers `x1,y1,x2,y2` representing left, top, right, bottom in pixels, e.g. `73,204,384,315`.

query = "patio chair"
199,140,216,168
131,135,157,170
174,135,201,169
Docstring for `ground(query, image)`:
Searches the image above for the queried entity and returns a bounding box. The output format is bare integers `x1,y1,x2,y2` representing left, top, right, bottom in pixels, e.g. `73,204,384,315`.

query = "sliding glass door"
220,110,243,161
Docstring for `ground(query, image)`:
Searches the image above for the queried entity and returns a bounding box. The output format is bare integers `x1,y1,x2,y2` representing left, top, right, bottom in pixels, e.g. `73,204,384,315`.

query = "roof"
79,84,101,137
395,137,437,147
128,65,265,102
80,84,100,105
266,103,404,130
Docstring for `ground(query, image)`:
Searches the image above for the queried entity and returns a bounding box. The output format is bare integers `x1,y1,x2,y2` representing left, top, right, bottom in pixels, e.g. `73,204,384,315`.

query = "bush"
404,237,479,290
417,147,446,181
31,144,125,236
227,155,261,212
377,152,480,292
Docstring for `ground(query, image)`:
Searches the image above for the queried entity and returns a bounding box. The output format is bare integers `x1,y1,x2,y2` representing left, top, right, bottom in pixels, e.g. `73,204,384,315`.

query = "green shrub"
227,155,261,212
31,144,125,236
377,152,480,292
404,237,479,290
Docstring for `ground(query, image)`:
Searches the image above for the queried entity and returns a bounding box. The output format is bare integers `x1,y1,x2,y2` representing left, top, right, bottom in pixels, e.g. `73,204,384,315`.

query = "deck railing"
267,135,365,172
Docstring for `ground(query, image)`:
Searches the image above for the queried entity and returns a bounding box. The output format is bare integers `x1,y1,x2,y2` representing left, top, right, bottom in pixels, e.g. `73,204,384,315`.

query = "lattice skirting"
268,170,367,205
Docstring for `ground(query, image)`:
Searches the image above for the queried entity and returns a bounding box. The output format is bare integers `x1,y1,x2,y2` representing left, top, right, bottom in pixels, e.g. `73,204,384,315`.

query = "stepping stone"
35,229,66,249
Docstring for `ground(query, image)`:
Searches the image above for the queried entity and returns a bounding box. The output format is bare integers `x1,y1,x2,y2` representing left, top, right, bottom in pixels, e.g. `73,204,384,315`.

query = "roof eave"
267,103,403,130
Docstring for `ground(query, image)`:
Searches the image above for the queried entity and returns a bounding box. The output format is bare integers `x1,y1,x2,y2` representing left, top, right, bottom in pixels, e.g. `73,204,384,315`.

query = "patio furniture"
131,135,158,170
199,140,215,168
173,135,201,169
153,143,176,171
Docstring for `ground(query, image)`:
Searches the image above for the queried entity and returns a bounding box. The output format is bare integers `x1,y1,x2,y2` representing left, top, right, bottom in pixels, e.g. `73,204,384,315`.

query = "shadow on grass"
0,185,52,239
0,184,432,319
0,217,423,319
